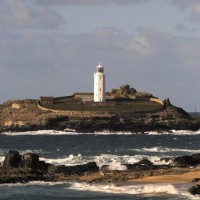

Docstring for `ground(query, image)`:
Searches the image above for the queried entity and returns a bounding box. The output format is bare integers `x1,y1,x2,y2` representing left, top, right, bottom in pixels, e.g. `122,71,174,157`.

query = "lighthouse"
94,63,106,102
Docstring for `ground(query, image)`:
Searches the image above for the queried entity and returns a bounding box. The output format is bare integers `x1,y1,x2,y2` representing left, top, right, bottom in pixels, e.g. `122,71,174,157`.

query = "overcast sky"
0,0,200,111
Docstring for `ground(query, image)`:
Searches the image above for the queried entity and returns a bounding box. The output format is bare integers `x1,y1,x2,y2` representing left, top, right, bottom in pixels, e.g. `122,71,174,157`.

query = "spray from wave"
39,153,170,169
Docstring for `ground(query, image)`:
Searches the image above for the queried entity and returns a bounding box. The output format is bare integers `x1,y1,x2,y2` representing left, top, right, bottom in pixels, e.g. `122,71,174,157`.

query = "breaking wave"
70,182,179,195
146,130,200,135
1,129,200,136
133,147,200,153
39,153,171,168
1,130,76,136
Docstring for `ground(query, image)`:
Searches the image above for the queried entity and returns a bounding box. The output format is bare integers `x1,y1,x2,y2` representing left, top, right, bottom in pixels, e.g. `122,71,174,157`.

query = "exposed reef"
1,150,200,196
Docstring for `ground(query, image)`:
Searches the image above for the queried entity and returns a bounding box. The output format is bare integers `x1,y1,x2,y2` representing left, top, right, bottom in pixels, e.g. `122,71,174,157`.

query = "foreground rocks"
188,185,200,195
0,150,99,183
1,150,200,196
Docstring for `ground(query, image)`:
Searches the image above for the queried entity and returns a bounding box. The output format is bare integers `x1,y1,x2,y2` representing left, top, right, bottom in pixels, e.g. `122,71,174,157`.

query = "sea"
0,129,200,200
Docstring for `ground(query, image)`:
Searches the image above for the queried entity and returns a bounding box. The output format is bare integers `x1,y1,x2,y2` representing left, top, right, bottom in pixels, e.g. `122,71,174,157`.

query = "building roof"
97,63,103,68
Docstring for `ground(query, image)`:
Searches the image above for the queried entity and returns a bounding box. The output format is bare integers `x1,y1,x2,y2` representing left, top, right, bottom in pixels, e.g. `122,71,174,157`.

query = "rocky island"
0,85,199,133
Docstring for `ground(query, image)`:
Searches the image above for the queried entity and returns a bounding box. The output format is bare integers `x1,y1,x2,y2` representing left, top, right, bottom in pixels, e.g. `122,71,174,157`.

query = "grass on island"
43,98,163,113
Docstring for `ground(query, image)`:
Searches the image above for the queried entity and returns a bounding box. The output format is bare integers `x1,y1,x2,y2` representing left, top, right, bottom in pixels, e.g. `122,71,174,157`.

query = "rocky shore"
0,99,199,133
1,150,200,196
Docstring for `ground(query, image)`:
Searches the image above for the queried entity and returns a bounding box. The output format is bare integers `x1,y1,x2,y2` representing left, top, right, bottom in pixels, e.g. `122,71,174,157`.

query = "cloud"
169,0,199,10
0,26,199,110
169,0,200,23
2,26,200,77
0,0,66,31
174,22,196,32
36,0,149,6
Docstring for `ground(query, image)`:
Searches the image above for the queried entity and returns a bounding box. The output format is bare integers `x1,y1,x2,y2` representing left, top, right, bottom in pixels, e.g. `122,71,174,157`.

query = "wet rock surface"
1,151,200,188
188,185,200,195
171,154,200,167
2,151,200,196
0,150,99,183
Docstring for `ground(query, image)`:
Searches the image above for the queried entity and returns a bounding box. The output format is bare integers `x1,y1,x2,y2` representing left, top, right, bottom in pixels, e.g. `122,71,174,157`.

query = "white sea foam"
0,181,65,187
70,182,179,195
1,130,77,136
1,130,136,136
132,147,200,154
146,129,200,135
0,156,4,164
94,131,135,135
40,154,83,166
108,160,127,171
40,153,170,169
0,151,169,169
1,129,200,136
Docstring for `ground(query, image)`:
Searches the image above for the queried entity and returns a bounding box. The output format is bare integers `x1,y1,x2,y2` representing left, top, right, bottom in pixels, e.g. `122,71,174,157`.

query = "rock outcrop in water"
1,150,200,196
0,150,99,183
0,99,199,133
1,150,200,197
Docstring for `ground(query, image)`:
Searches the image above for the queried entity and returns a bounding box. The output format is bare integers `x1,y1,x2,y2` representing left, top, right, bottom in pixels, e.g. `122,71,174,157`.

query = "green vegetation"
43,98,162,113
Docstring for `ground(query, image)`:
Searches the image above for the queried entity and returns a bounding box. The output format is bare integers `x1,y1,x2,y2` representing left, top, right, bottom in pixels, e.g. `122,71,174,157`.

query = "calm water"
0,130,200,200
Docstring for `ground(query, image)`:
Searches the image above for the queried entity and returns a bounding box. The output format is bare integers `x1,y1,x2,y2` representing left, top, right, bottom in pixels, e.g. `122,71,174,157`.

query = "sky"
0,0,200,111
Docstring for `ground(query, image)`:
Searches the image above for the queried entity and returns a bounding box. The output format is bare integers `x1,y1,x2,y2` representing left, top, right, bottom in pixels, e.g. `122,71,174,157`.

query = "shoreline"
1,150,200,195
77,167,200,184
131,171,200,184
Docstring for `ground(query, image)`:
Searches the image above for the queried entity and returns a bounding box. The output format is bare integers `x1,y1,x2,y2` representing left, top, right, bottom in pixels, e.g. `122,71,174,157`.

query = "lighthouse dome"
96,63,104,72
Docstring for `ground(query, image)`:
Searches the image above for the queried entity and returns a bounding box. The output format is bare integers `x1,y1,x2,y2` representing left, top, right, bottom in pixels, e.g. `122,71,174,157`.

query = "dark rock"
188,185,200,195
163,98,171,106
125,159,154,171
160,157,172,163
3,150,22,168
137,159,153,167
48,162,99,175
101,165,110,172
192,178,200,182
0,151,100,184
20,153,50,173
172,154,200,167
20,153,39,170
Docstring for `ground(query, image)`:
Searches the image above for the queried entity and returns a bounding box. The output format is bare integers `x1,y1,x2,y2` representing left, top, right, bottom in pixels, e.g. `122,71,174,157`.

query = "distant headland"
0,63,199,133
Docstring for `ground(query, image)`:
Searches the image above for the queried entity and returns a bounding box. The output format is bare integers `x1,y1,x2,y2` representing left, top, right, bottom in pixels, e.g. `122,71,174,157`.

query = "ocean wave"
108,160,127,171
146,130,200,135
39,153,170,169
0,181,66,188
70,182,179,195
1,129,200,136
131,147,200,153
1,130,136,136
40,154,83,166
0,156,4,164
40,154,142,167
1,130,76,136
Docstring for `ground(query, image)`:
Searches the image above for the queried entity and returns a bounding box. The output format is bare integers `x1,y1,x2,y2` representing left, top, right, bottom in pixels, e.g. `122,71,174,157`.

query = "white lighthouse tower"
94,63,106,102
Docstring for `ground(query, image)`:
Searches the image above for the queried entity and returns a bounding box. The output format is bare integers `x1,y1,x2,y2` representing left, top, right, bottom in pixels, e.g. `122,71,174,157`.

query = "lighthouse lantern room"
94,63,106,102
